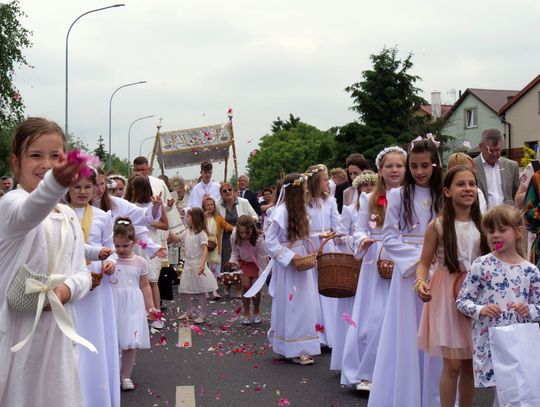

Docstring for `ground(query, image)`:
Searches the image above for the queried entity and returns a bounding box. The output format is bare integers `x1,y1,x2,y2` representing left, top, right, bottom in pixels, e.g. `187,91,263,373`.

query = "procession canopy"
156,123,232,169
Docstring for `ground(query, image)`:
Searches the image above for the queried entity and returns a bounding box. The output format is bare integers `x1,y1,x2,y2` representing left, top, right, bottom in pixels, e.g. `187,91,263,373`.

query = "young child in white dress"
172,207,218,324
67,171,120,407
111,217,158,391
265,172,321,365
305,164,340,347
0,117,93,406
457,205,540,403
340,146,406,390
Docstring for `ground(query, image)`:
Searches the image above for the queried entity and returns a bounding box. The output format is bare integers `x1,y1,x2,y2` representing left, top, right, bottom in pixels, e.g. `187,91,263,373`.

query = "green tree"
270,114,301,133
0,1,32,174
66,132,89,152
247,120,336,190
0,1,32,126
93,135,107,162
335,46,448,166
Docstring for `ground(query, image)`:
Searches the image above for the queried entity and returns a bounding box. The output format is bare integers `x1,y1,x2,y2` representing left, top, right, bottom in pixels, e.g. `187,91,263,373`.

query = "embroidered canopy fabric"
156,123,232,169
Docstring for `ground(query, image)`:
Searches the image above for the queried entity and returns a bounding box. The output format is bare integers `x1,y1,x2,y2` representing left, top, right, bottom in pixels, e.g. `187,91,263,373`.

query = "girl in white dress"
67,172,120,407
266,172,321,365
368,137,443,407
0,117,93,406
173,207,218,324
111,217,158,391
330,171,376,372
340,147,406,389
305,164,340,347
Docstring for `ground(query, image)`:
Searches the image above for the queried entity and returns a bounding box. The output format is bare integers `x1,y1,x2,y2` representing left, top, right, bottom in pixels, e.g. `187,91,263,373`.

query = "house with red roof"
442,88,518,152
499,74,540,152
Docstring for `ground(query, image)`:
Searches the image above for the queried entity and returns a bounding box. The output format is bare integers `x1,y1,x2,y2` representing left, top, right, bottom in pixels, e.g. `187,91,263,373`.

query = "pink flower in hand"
67,148,102,177
138,240,148,249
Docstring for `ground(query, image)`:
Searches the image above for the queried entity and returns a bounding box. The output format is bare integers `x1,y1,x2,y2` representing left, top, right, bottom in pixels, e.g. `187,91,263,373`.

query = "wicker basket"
222,271,242,285
377,247,394,279
291,239,317,272
317,235,362,298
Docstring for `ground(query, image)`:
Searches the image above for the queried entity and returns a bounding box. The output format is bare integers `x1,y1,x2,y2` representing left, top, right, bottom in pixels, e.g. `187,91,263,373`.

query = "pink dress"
417,218,479,359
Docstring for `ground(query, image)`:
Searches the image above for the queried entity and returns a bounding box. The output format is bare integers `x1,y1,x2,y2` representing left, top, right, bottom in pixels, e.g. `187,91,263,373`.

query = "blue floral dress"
456,253,540,387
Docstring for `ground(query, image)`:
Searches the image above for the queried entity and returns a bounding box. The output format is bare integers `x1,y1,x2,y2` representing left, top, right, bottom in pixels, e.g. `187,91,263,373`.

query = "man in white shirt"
187,161,221,208
474,128,520,208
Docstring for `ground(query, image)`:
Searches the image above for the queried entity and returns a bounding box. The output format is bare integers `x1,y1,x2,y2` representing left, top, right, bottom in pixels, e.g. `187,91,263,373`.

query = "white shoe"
121,378,135,391
356,381,371,391
151,320,164,329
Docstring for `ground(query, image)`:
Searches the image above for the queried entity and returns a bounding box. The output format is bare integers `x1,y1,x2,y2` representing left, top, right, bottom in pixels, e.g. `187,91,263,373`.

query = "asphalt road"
121,288,495,407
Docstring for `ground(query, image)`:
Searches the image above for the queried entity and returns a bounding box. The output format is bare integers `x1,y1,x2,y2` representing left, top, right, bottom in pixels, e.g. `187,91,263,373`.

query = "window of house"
464,108,477,129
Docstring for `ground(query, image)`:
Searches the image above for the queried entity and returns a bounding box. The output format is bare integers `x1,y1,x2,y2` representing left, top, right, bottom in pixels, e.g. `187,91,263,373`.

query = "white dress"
178,230,218,294
265,205,321,358
134,202,165,282
341,192,391,385
73,205,120,407
368,186,442,407
329,203,359,371
111,255,151,349
0,171,92,407
306,197,340,347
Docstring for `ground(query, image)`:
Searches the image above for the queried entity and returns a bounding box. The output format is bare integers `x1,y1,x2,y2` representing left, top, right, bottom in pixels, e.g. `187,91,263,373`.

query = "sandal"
241,317,252,325
252,315,262,324
292,355,314,365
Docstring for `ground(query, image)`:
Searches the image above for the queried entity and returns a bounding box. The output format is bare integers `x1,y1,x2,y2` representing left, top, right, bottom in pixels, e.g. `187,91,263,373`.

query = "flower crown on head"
410,133,440,151
304,165,326,179
352,171,377,189
291,174,307,187
375,146,407,170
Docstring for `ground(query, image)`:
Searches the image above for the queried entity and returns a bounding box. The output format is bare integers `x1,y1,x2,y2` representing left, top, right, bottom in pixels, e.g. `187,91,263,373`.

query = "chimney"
431,91,442,119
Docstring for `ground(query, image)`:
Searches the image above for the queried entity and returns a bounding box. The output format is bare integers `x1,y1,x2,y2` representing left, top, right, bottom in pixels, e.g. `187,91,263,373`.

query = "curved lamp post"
65,4,125,135
128,115,155,175
139,136,155,157
108,81,146,171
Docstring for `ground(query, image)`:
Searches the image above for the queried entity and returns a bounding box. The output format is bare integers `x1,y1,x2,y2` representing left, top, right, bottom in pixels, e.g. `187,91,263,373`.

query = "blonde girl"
341,146,406,391
202,195,233,298
457,205,540,402
173,207,218,324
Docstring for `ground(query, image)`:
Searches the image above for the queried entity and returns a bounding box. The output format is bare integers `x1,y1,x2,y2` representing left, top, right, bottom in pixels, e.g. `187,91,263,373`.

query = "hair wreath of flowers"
375,146,407,170
410,133,440,151
304,165,326,178
352,171,377,189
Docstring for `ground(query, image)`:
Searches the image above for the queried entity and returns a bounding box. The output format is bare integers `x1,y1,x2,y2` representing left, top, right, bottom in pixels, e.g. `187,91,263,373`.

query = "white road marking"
175,385,195,407
177,325,192,348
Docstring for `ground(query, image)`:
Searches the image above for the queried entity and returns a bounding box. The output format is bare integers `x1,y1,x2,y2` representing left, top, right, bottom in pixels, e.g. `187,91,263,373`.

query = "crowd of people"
0,117,539,406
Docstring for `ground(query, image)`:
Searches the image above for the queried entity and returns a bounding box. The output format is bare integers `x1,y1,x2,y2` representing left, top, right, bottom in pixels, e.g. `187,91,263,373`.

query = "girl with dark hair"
264,173,321,365
416,166,490,407
125,174,168,329
368,136,443,407
229,215,267,325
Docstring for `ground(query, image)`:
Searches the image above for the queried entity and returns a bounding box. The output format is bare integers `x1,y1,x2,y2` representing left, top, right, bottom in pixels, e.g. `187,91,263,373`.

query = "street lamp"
128,115,155,175
139,136,155,157
65,4,125,136
108,81,147,171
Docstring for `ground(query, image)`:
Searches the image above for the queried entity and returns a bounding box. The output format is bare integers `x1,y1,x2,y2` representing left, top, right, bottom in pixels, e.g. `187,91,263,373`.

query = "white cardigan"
217,197,258,221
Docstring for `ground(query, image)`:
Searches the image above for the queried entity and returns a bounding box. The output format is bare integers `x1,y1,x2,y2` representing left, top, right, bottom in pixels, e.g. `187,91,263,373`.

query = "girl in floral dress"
456,205,540,397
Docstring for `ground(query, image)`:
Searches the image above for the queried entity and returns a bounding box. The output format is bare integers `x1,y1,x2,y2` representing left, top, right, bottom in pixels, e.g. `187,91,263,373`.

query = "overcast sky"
14,0,540,180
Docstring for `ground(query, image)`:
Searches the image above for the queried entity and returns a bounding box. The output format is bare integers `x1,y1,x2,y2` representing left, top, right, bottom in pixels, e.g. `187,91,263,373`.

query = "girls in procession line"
3,117,539,407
